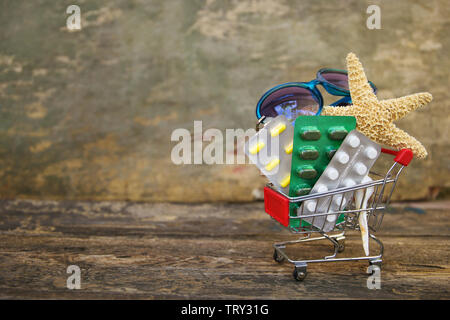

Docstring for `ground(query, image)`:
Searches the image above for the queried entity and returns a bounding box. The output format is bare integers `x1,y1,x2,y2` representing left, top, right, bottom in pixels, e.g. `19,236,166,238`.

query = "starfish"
322,53,432,159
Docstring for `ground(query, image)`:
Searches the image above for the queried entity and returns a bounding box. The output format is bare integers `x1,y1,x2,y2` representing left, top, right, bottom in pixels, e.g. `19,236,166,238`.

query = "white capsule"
336,152,349,164
354,162,367,175
347,135,360,148
326,167,339,180
343,178,356,187
317,184,328,193
365,147,378,159
333,195,343,205
326,214,337,222
305,200,317,212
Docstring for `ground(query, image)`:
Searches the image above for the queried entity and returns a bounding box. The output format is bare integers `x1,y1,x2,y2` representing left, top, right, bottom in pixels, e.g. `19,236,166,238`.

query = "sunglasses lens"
320,71,349,91
336,102,352,106
259,86,320,121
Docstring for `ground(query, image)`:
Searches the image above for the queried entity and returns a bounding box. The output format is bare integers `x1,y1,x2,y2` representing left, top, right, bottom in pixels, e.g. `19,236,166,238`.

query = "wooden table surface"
0,199,448,299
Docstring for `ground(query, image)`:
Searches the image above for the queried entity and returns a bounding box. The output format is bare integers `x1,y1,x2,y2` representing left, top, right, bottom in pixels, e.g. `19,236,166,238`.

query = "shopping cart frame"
264,147,413,281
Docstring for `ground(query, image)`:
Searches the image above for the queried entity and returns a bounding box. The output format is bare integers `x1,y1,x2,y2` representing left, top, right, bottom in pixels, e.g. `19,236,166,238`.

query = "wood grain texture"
0,199,448,299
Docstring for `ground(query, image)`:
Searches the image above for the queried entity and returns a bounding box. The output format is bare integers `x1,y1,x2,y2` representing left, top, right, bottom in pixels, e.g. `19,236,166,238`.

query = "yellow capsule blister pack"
244,115,294,194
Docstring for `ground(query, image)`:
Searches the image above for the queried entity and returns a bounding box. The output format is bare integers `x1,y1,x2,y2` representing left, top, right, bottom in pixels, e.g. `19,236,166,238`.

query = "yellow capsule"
280,174,290,188
284,141,293,154
270,122,286,137
249,141,265,154
265,158,280,171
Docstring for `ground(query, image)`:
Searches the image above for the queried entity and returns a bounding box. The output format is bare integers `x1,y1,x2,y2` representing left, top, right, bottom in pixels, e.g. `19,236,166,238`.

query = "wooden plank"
0,199,448,299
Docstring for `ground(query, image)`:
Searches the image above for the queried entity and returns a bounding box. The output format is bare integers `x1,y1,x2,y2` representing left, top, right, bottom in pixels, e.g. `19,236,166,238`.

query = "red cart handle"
381,148,413,166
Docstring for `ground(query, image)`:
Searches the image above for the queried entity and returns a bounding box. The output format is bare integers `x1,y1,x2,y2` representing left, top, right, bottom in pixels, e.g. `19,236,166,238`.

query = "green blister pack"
288,116,357,228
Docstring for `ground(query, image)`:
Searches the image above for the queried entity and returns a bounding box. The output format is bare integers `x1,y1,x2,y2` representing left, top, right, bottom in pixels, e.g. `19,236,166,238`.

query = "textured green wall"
0,0,449,202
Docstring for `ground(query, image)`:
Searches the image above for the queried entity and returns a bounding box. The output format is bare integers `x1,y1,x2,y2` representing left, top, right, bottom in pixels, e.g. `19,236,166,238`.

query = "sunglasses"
255,68,377,123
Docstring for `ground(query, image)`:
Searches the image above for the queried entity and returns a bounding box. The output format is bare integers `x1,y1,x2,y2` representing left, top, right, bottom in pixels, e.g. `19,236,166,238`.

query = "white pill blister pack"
298,130,381,232
244,115,294,194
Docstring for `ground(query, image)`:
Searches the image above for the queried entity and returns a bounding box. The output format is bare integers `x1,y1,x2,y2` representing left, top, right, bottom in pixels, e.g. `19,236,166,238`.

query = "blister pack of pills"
288,115,357,227
244,115,294,194
298,129,381,232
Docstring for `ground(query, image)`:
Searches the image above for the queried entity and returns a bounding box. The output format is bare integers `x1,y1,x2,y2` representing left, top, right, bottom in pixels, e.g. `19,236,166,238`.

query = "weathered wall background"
0,0,448,202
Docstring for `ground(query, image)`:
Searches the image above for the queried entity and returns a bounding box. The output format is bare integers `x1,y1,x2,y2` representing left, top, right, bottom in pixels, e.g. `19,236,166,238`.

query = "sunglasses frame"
255,68,377,120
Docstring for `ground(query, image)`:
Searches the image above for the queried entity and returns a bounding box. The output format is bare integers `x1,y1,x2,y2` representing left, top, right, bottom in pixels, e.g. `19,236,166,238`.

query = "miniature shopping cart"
264,148,413,281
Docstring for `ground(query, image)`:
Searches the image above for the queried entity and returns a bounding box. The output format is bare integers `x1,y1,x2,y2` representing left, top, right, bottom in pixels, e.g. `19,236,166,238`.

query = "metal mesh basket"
264,148,413,281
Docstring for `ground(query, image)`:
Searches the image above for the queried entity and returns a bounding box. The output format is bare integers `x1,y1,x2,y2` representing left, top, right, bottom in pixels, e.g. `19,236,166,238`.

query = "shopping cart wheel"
273,249,285,263
337,242,345,253
293,266,307,281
